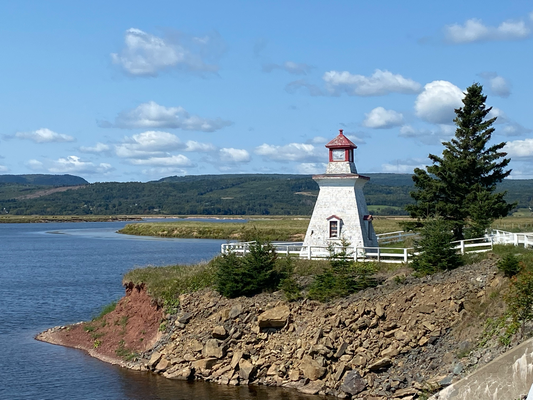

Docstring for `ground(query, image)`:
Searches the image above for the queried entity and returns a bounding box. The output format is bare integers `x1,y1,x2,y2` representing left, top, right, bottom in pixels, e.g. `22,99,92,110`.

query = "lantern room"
326,129,357,162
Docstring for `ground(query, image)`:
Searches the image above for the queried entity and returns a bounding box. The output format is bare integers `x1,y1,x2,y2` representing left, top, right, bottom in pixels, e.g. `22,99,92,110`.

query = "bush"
411,217,463,275
215,240,282,298
308,240,377,302
497,254,521,277
277,256,302,301
506,270,533,330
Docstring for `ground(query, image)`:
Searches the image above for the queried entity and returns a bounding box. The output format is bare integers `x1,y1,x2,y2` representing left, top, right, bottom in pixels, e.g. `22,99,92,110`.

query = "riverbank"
117,217,406,241
37,255,522,399
0,215,147,223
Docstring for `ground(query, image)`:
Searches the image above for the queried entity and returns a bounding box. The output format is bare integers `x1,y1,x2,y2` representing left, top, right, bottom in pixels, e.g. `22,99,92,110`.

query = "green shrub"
214,240,282,298
497,254,521,277
277,256,302,301
506,270,533,335
411,217,463,275
308,240,378,302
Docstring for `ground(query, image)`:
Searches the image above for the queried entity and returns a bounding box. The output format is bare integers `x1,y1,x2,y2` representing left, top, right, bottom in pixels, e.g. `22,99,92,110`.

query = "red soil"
36,283,163,366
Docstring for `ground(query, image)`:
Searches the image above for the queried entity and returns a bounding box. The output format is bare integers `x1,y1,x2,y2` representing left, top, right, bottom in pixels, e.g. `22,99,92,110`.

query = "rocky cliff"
38,257,516,399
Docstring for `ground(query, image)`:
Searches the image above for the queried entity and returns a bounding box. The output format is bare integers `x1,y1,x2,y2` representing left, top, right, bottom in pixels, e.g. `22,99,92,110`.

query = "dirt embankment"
37,258,515,399
36,283,163,366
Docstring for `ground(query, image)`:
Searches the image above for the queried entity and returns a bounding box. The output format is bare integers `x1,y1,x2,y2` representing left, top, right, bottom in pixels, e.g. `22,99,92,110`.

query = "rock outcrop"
134,258,511,399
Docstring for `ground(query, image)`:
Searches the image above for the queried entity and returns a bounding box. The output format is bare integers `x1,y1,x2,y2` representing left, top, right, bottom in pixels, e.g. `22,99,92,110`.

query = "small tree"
406,83,514,240
411,217,463,275
215,240,281,298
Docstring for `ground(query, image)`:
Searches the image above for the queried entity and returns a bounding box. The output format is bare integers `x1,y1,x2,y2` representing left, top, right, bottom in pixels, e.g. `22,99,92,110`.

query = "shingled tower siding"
302,130,378,250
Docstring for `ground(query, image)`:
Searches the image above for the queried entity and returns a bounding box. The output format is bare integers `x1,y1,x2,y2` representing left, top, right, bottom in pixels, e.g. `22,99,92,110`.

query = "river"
0,221,318,400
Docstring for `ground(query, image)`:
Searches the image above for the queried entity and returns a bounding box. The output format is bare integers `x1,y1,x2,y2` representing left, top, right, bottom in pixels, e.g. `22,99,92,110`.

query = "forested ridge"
0,173,531,216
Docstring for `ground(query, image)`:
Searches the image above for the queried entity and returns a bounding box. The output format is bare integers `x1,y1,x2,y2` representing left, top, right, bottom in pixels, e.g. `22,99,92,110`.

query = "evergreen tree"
406,83,514,240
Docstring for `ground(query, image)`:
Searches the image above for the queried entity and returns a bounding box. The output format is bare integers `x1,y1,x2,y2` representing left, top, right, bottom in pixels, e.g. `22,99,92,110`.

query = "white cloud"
478,72,511,98
323,69,422,96
500,122,532,137
399,124,455,145
415,81,464,124
100,101,232,132
129,154,194,167
445,18,530,43
15,128,75,143
79,142,110,153
263,61,313,75
296,163,327,174
184,140,216,152
27,156,113,175
505,139,533,158
309,136,328,144
363,107,404,129
381,158,427,174
219,148,251,163
115,131,183,159
255,143,323,162
0,164,8,172
111,28,222,76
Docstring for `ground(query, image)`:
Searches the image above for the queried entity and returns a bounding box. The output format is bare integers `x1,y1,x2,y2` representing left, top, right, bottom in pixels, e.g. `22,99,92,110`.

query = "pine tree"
406,83,514,240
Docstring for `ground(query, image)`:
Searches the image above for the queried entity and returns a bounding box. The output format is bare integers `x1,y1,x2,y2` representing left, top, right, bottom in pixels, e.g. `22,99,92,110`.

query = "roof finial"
339,129,344,136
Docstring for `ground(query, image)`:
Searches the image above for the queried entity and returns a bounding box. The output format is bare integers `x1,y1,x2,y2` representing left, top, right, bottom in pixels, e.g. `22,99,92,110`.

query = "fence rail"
221,232,498,263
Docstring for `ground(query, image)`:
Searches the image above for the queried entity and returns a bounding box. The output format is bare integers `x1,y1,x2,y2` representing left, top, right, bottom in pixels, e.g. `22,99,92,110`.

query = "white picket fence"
490,229,533,248
220,230,505,263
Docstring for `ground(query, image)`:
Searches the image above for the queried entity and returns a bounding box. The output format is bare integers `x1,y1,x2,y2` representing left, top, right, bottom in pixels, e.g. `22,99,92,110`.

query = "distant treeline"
0,173,531,216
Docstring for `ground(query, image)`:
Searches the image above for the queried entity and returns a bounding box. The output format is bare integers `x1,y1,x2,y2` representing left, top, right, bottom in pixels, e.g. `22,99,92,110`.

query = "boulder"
258,305,290,329
230,350,243,369
298,380,325,395
202,339,225,359
148,351,162,369
300,358,326,381
164,366,193,380
212,325,228,339
228,303,243,319
178,312,193,324
192,358,217,371
367,358,392,371
239,358,255,380
340,370,366,396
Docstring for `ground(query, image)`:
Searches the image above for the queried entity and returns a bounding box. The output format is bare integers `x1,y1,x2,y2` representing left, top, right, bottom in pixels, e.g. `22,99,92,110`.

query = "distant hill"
0,174,88,186
0,173,531,216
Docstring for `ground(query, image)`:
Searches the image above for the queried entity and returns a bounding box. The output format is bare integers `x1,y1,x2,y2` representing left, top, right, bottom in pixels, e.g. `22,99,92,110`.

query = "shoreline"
34,260,515,399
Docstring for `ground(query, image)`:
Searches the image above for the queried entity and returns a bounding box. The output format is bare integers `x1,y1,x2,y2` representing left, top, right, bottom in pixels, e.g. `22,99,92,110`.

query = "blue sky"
0,0,532,182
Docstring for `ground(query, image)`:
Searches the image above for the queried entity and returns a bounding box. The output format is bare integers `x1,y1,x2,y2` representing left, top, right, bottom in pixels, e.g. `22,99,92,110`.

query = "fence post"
514,234,519,247
286,246,289,256
378,247,381,262
404,248,408,263
307,246,311,260
460,240,465,255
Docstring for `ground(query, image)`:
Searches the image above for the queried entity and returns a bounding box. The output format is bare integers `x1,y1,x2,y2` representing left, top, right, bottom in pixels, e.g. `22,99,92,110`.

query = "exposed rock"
300,357,326,381
228,303,243,319
203,339,225,359
178,312,192,324
164,366,193,380
212,325,227,339
238,358,255,380
368,358,392,371
298,380,325,395
192,358,217,372
257,305,290,329
340,370,366,396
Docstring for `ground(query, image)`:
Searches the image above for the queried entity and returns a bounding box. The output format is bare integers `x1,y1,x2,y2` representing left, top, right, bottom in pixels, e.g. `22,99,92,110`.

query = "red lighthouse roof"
325,130,357,149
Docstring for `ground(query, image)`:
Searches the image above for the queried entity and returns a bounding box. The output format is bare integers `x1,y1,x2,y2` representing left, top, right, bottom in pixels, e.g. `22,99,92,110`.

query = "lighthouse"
302,129,378,250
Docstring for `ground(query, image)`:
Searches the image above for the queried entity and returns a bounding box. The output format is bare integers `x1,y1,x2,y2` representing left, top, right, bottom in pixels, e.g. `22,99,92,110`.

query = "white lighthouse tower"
302,129,378,250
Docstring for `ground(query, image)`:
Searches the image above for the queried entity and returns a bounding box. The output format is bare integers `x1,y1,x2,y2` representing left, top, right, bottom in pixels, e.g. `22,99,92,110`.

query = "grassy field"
118,216,408,241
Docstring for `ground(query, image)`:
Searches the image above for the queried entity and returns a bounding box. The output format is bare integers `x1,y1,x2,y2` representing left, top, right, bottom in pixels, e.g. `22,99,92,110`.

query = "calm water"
0,221,317,400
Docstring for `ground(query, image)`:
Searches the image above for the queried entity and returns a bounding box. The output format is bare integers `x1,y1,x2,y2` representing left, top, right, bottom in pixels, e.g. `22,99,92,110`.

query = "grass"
118,216,407,241
492,216,533,233
123,261,217,306
93,301,117,320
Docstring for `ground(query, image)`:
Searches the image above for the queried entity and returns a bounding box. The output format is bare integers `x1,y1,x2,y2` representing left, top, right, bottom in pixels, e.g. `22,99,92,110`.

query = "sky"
0,0,532,182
